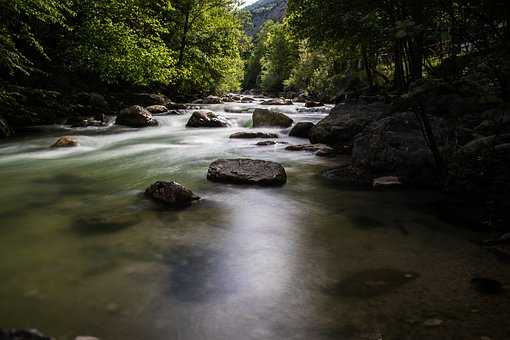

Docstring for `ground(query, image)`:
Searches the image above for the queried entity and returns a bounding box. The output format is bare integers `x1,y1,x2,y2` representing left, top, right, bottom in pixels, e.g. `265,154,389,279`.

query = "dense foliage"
242,0,510,101
0,0,247,95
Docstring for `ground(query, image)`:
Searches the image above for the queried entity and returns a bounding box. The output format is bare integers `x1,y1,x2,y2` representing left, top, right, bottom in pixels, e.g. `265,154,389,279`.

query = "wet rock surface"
207,159,287,186
252,109,293,128
145,105,169,114
289,122,315,138
309,103,385,146
186,111,230,128
51,136,78,148
145,181,200,208
116,105,158,128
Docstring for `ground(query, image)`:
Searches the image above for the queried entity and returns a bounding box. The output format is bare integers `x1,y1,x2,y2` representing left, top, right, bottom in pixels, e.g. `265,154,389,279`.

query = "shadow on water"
33,173,102,196
348,215,386,230
322,269,418,299
164,245,240,303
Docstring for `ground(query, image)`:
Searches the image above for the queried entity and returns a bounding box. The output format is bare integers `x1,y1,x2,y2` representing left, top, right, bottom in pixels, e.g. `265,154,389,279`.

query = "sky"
241,0,259,7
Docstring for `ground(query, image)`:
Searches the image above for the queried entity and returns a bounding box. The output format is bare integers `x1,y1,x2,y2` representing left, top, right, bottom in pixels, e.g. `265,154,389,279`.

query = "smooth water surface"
1,99,509,340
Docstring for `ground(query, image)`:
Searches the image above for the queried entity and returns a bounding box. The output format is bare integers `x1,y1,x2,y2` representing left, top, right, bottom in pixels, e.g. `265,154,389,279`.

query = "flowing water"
0,99,509,340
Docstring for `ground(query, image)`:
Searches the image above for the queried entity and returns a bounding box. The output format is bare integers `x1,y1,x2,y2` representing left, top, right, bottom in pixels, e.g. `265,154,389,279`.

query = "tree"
0,0,71,75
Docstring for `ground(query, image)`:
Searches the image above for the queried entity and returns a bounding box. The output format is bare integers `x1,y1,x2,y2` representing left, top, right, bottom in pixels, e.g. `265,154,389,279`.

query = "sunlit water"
1,99,509,340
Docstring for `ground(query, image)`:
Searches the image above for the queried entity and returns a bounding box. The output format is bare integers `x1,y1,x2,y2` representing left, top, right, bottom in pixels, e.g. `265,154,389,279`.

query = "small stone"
75,336,100,340
404,274,414,279
51,136,79,148
423,319,443,327
480,336,493,340
106,303,119,313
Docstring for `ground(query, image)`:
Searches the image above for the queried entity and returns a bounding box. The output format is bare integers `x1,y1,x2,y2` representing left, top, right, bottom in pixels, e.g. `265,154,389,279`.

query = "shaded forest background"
1,0,509,100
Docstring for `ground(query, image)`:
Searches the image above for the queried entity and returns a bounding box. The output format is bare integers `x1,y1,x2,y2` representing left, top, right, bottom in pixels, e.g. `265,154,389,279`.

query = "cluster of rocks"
144,159,288,209
192,94,255,105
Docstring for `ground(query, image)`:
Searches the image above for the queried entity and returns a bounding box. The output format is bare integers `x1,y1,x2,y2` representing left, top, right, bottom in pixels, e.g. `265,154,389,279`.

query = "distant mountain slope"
245,0,288,36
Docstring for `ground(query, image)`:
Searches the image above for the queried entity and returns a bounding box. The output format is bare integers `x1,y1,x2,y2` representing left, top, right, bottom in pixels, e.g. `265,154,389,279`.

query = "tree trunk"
177,7,191,67
393,40,406,92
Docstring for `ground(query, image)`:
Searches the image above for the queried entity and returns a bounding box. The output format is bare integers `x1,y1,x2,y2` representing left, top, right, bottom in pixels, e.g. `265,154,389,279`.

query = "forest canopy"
0,0,247,95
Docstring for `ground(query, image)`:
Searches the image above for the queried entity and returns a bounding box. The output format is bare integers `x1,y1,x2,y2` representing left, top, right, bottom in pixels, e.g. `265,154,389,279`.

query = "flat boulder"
51,136,78,148
207,159,287,186
252,109,293,128
145,181,200,208
261,98,293,106
286,144,335,157
186,111,230,128
116,105,158,127
289,122,315,138
145,105,169,114
230,132,279,139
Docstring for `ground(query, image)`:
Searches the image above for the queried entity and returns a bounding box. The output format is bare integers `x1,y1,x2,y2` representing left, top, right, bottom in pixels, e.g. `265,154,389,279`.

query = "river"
0,99,508,340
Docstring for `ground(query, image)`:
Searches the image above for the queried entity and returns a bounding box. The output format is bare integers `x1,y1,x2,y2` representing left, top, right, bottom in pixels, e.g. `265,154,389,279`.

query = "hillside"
245,0,288,36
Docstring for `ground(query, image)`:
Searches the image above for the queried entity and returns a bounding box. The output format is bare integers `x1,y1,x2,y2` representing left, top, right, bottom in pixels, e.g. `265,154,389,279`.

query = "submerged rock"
229,132,279,139
145,181,200,208
51,136,78,148
116,105,158,128
289,122,315,138
252,109,293,128
186,111,230,128
207,159,287,186
0,329,53,340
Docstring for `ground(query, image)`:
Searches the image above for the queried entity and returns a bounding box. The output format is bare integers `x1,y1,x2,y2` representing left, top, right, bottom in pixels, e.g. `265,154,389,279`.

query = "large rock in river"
116,105,158,127
230,132,279,139
289,122,314,138
252,109,293,128
309,103,385,146
207,159,287,186
186,111,230,128
352,111,446,186
145,181,200,208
